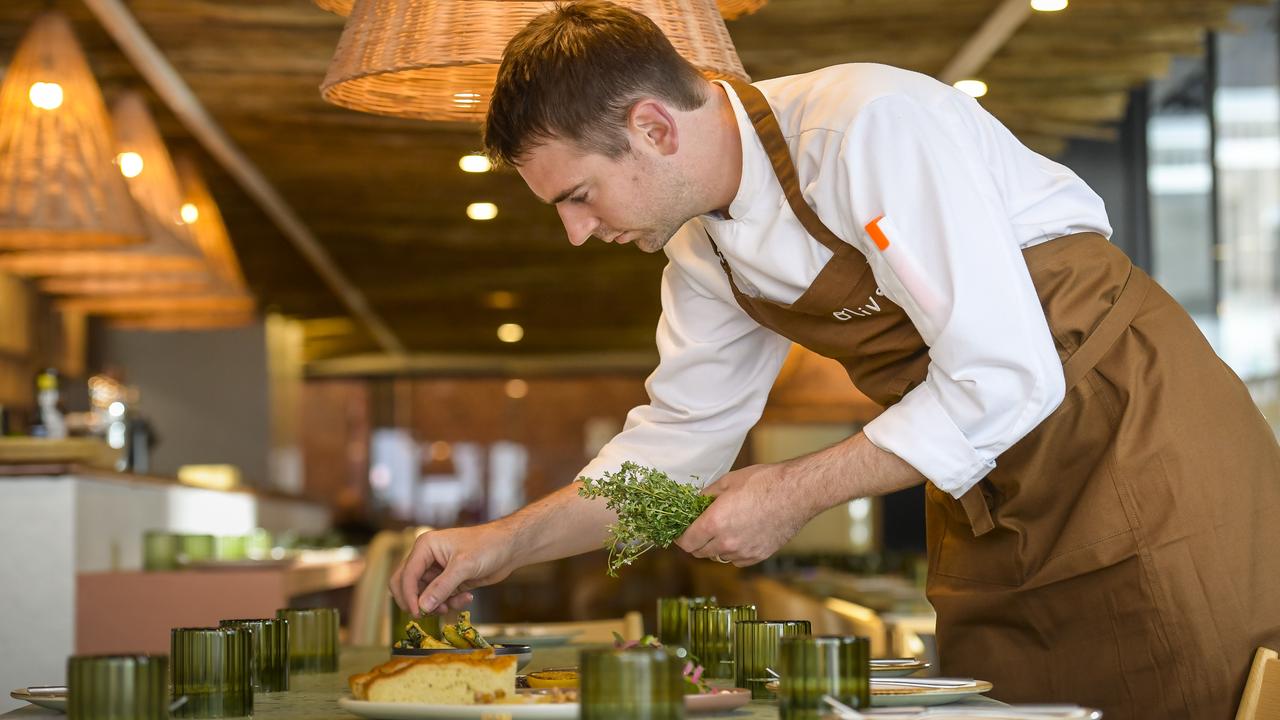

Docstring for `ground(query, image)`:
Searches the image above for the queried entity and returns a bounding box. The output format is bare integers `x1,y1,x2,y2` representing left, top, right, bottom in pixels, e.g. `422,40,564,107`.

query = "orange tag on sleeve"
865,215,890,251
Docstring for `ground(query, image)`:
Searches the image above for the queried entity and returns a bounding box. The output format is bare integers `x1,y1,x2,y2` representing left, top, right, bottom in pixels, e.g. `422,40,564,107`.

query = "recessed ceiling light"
467,202,498,221
497,323,523,343
484,290,519,310
953,79,989,98
505,379,529,399
180,202,199,224
459,154,492,173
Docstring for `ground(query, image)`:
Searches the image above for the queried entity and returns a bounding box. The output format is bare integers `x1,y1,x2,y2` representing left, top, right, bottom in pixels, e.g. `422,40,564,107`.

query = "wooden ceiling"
0,0,1263,362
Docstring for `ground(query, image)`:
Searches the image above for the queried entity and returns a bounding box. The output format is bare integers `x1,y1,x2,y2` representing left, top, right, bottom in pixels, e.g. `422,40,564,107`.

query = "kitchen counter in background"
0,466,336,713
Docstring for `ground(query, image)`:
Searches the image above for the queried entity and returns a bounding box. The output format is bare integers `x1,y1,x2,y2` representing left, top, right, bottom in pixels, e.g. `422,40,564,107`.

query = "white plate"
871,680,994,707
339,696,576,719
9,689,67,713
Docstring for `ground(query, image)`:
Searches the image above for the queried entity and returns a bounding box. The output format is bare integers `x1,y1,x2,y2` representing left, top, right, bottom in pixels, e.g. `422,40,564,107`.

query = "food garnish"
578,461,713,576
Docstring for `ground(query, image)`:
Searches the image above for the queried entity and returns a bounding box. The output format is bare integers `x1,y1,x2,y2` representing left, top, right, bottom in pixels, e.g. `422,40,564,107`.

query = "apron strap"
956,263,1153,537
725,80,848,256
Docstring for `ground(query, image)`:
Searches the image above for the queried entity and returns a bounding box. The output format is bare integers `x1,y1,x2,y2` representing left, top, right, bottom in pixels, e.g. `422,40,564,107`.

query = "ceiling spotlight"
115,151,144,178
505,379,529,399
28,81,63,110
484,290,519,310
1030,0,1068,11
467,202,498,221
459,154,492,173
497,322,523,343
953,79,989,98
179,202,199,224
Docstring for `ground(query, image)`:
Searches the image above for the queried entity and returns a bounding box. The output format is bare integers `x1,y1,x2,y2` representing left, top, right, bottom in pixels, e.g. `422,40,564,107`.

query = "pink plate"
685,688,752,713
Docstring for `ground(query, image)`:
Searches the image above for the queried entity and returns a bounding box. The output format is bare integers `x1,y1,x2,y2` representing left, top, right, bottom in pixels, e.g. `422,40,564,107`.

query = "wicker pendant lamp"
314,0,767,21
0,92,205,278
37,155,244,297
0,11,145,250
320,0,748,122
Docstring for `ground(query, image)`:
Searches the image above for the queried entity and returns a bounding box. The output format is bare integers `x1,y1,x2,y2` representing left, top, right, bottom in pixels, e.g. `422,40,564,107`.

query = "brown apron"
713,80,1280,719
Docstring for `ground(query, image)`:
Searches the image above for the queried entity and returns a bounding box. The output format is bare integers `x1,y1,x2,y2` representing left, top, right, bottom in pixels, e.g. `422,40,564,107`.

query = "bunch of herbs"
578,461,713,576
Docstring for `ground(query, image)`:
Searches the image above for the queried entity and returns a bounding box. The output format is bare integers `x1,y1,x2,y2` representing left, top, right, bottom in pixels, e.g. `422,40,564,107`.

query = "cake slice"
349,650,517,704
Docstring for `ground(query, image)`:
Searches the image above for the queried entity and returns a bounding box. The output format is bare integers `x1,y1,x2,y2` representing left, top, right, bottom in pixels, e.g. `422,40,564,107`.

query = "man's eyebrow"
547,182,586,205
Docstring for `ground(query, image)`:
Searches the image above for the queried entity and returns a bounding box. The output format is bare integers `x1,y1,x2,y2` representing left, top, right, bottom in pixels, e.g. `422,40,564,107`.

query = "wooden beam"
938,0,1033,85
306,351,660,378
78,0,407,357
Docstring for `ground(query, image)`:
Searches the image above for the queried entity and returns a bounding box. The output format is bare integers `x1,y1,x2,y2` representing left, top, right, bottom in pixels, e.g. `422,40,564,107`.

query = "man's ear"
629,99,680,156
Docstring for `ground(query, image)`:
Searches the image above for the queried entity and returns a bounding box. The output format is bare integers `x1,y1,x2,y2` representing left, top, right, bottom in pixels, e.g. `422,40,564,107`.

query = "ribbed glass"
655,596,715,648
734,620,811,699
170,627,253,718
777,635,871,718
177,534,215,565
275,607,339,673
687,604,756,680
67,654,169,720
580,646,686,720
219,618,290,692
389,598,441,647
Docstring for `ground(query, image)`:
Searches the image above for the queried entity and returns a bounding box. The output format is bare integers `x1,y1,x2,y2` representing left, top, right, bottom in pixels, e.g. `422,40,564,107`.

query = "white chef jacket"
578,63,1112,499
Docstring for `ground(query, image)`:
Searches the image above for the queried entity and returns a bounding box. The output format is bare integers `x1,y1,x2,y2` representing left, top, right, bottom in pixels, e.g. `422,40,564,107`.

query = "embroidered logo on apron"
833,287,888,320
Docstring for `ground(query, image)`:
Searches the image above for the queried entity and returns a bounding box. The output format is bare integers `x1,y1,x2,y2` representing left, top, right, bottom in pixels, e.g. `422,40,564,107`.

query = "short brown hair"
484,0,709,166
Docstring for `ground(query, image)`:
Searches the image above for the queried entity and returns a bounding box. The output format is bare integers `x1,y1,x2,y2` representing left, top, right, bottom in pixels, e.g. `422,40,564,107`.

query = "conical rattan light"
0,11,144,249
314,0,767,21
0,92,205,278
36,155,244,297
320,0,748,122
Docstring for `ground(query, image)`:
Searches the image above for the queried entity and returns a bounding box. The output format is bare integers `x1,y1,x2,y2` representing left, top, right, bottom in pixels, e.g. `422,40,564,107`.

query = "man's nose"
557,204,597,247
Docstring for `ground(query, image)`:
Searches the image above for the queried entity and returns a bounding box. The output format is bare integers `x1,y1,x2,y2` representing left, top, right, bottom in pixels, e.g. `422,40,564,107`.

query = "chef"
391,2,1280,717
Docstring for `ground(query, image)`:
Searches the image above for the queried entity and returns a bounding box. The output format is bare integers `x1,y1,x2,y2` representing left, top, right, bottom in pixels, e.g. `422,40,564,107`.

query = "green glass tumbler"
170,627,253,718
142,531,180,571
655,596,716,648
177,535,215,565
219,618,290,692
580,646,686,720
67,654,169,720
389,597,442,647
777,635,871,719
687,604,756,680
734,620,812,699
276,607,339,673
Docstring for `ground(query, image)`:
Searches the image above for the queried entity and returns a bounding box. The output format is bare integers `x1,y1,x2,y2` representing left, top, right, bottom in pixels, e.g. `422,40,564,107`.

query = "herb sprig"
578,461,713,577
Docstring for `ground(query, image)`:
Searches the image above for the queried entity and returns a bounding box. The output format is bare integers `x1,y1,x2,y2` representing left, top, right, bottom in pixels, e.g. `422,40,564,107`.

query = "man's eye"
571,194,588,204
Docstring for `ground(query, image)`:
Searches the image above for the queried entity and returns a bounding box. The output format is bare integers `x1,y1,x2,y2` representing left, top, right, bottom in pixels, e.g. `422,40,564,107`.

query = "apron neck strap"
725,79,848,255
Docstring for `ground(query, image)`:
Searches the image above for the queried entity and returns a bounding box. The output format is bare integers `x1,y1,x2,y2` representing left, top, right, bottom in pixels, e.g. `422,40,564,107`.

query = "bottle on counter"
35,368,67,439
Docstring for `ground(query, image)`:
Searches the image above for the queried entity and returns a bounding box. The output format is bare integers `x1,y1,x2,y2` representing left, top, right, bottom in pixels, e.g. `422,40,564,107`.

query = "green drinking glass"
580,646,686,720
177,535,215,565
777,635,871,719
142,531,180,571
655,596,716,648
687,604,756,680
389,597,442,647
170,627,253,718
219,618,290,692
213,536,246,561
66,654,169,720
734,620,812,699
275,607,339,673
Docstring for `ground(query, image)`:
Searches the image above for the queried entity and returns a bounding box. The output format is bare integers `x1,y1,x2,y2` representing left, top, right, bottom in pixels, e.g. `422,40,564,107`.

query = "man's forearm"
781,431,926,520
499,482,618,567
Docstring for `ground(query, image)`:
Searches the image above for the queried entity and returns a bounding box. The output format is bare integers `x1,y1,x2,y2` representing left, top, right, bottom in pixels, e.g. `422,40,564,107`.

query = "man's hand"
675,463,816,566
389,523,518,616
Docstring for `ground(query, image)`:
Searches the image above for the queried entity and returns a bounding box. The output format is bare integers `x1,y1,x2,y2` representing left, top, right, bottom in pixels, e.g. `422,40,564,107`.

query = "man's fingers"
399,539,440,616
388,567,405,612
418,562,469,615
443,592,475,612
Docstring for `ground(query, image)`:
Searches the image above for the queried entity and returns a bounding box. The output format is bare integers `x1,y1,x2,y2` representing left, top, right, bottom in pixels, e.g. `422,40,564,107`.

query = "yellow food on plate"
526,670,579,689
349,649,516,704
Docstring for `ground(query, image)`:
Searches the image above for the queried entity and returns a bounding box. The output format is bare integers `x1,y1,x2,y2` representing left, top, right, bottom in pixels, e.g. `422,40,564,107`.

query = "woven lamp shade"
0,92,205,278
0,11,144,250
320,0,748,122
173,155,246,290
314,0,767,20
38,273,216,297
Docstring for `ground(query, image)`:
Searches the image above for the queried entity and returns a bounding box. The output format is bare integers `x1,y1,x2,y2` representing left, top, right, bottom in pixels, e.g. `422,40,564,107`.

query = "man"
391,2,1280,716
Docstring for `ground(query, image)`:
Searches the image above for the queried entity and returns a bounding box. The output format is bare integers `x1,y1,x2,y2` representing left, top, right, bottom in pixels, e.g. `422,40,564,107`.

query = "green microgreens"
578,461,714,577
